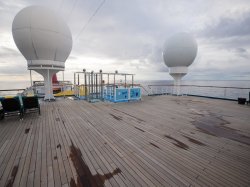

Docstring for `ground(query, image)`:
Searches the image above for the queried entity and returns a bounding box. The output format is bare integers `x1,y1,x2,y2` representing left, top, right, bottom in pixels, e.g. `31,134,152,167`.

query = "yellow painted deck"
0,95,250,187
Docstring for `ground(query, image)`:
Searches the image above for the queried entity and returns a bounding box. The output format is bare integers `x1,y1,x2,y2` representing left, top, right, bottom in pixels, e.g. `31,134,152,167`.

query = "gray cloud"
0,47,20,58
201,11,250,38
0,65,27,75
1,0,250,81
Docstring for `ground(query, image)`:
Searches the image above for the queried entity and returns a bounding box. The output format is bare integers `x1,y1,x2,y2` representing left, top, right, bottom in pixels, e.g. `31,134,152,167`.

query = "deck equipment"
74,70,141,102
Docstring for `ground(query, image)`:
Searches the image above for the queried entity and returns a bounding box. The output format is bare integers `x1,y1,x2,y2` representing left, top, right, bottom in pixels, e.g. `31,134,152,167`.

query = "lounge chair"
0,98,3,120
0,104,3,120
22,96,40,115
0,96,23,119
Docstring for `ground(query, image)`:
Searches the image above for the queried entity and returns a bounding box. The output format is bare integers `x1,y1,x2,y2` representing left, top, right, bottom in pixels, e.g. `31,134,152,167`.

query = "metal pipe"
91,71,93,101
74,73,76,85
93,73,96,98
84,72,87,100
88,73,90,101
30,70,33,87
96,74,98,99
132,75,134,88
63,71,65,98
48,69,50,102
100,71,103,100
125,74,126,88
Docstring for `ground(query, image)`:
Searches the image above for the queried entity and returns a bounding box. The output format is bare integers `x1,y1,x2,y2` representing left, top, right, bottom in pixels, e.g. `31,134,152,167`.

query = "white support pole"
34,69,58,101
48,69,50,101
30,70,33,87
169,67,188,96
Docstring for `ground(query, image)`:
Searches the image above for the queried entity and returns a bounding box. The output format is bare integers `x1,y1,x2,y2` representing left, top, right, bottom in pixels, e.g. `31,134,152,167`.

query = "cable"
66,0,78,21
75,0,106,40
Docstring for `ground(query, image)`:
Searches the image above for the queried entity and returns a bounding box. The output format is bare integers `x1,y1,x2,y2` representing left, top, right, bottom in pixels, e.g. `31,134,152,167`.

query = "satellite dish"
12,6,72,100
163,32,198,95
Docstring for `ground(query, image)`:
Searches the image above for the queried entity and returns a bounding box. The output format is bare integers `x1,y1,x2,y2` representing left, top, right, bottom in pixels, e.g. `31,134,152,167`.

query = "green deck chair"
0,96,23,119
22,96,40,115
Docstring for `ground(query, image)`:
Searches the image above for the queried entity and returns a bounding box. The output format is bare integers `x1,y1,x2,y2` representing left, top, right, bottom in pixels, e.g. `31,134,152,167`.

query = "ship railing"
146,84,250,101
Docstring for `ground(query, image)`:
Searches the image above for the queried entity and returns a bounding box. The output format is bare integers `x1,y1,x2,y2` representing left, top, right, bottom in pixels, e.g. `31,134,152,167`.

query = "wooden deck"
0,95,250,187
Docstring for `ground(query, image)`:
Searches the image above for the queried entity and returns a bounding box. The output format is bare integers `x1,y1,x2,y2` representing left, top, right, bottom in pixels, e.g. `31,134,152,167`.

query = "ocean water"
1,80,250,100
0,81,31,96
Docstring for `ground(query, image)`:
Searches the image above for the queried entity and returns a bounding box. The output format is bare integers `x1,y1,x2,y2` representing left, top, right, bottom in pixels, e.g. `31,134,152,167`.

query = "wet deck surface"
0,95,250,187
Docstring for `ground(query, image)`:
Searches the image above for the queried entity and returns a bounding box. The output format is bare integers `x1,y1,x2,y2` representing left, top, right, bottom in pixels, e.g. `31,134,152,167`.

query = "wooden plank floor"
0,95,250,187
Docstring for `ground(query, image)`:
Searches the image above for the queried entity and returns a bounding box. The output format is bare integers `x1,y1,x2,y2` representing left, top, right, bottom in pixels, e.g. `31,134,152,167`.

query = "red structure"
52,74,59,84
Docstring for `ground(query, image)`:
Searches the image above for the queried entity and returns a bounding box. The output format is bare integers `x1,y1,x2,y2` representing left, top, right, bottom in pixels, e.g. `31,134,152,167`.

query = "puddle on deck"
69,142,122,187
164,135,189,150
192,113,250,146
5,165,18,187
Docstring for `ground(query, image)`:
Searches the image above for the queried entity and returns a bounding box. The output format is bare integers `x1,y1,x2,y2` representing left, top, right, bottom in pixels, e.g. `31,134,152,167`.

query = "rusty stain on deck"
150,142,161,149
182,135,206,146
109,113,122,121
164,135,189,150
134,126,145,132
5,165,18,187
113,108,145,123
56,144,61,149
69,142,122,187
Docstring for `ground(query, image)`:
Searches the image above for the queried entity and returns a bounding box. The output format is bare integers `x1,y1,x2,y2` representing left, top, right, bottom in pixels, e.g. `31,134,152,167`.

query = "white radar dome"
12,6,72,70
163,32,197,67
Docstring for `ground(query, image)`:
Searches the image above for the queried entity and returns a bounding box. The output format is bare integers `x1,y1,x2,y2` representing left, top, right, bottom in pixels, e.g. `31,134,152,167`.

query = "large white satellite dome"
12,6,72,70
163,32,197,67
12,6,72,100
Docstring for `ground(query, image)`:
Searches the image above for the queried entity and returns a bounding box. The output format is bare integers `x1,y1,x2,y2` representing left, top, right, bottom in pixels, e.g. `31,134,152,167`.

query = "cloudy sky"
1,0,250,88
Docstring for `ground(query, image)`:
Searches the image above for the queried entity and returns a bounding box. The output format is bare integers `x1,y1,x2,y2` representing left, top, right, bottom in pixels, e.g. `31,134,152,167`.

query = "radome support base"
169,67,188,96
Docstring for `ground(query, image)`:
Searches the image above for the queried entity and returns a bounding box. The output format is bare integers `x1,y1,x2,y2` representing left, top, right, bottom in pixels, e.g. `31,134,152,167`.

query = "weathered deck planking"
0,95,250,187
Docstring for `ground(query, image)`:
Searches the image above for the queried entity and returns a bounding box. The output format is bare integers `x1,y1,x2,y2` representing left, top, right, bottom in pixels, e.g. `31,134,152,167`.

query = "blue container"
115,88,129,102
130,88,141,100
103,86,141,103
104,87,114,101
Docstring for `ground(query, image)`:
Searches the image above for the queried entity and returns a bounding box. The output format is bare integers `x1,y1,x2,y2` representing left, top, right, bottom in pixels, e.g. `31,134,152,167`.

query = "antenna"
75,0,106,40
12,6,73,100
163,32,198,95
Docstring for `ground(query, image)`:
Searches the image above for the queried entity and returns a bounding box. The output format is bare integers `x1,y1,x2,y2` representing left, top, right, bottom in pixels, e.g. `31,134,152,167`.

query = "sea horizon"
1,79,250,90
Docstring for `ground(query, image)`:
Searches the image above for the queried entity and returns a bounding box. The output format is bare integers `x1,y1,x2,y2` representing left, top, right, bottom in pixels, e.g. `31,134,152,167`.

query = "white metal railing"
145,84,250,100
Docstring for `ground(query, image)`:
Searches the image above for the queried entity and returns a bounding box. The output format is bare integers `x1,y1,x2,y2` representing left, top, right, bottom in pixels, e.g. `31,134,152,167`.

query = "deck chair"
0,97,23,119
0,105,3,120
0,108,3,120
22,96,40,115
0,98,3,120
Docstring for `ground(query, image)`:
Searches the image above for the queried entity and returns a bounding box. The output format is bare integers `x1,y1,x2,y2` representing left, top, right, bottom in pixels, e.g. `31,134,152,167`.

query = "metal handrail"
146,84,250,100
148,84,250,89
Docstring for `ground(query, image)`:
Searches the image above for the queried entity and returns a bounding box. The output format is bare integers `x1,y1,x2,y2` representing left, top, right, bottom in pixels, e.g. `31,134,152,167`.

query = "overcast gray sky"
1,0,250,86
